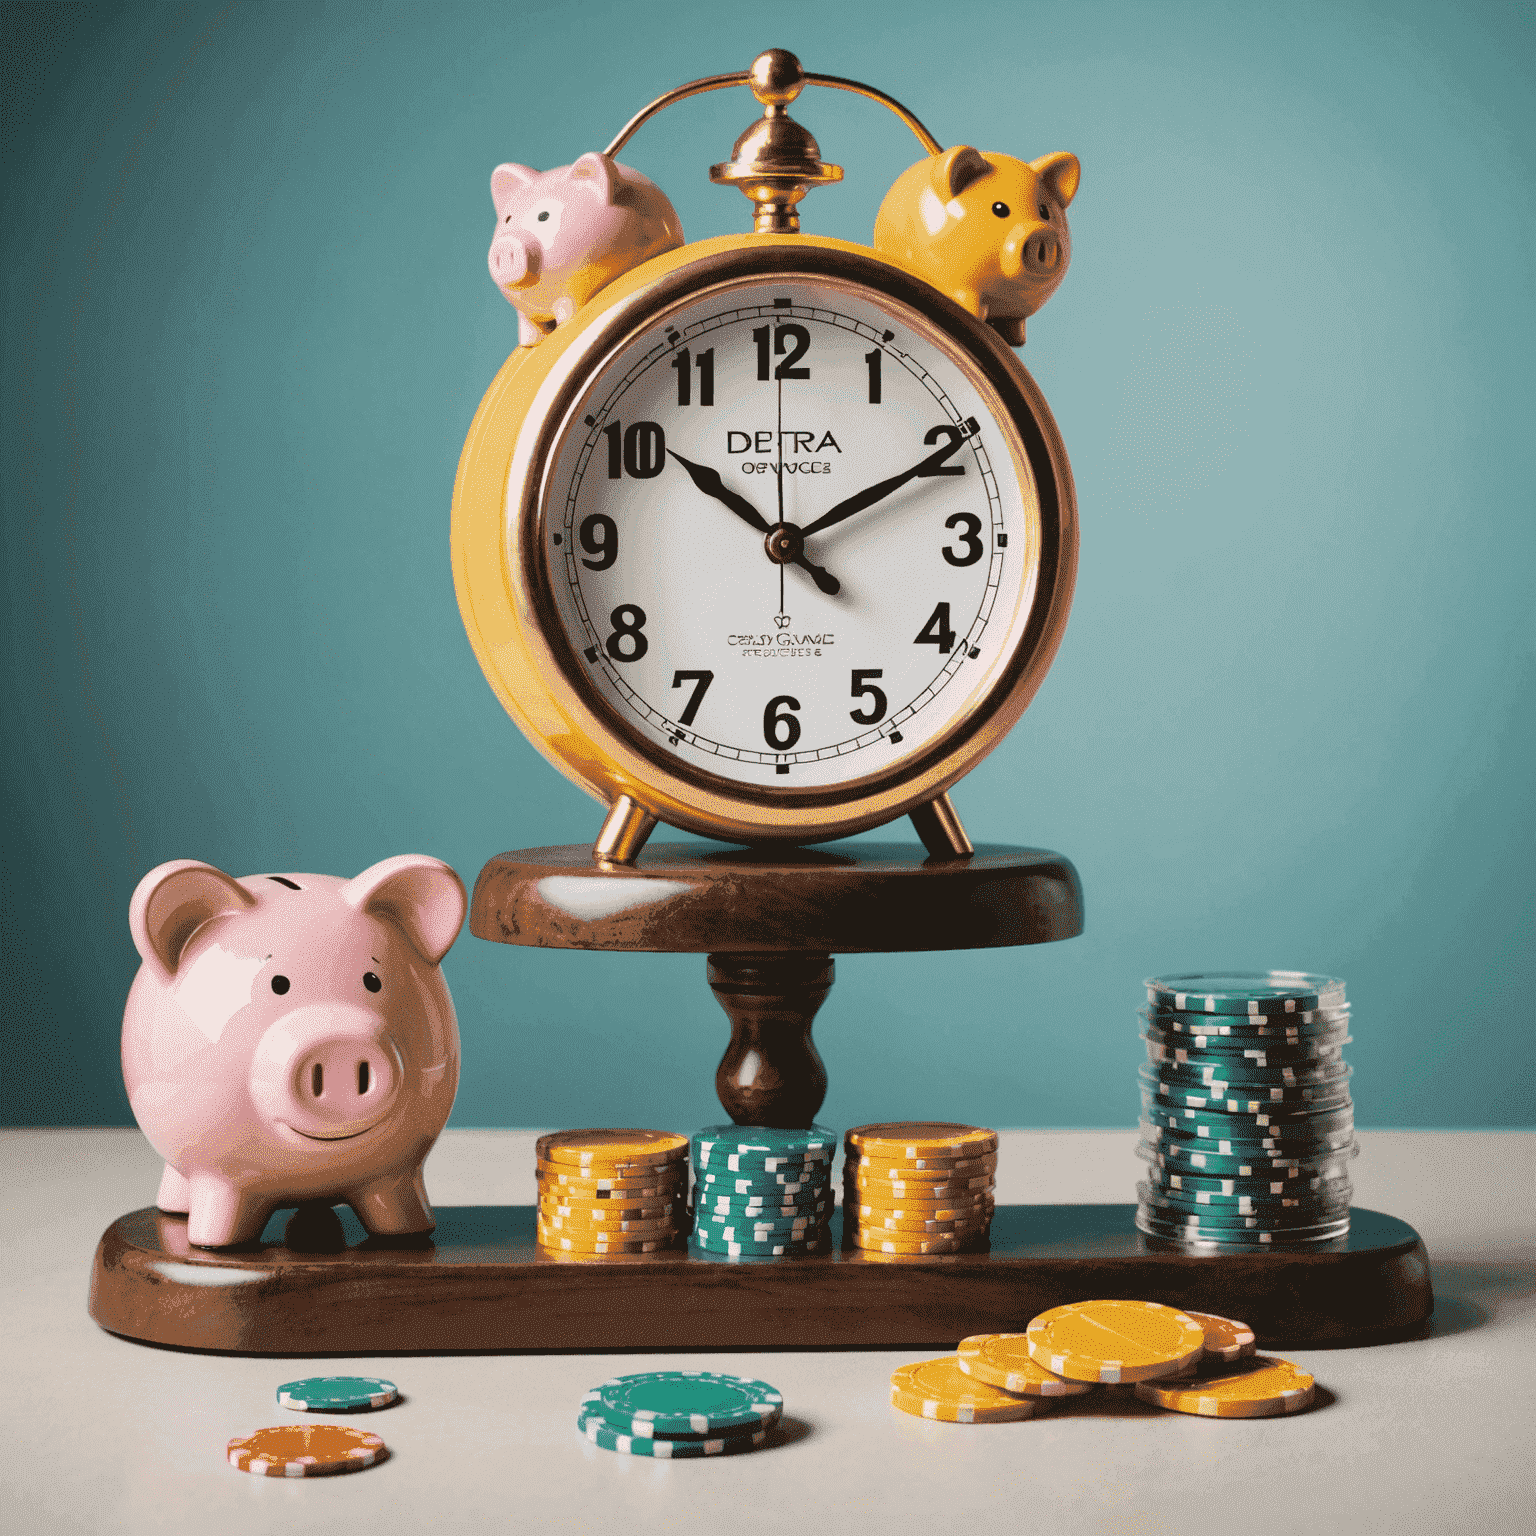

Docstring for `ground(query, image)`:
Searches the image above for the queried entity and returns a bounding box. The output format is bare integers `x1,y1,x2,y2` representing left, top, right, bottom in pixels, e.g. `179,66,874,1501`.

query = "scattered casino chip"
1026,1300,1206,1384
228,1423,386,1476
1179,1312,1258,1363
955,1335,1094,1396
277,1376,397,1412
576,1412,770,1457
584,1371,783,1438
889,1356,1038,1422
1134,1355,1316,1417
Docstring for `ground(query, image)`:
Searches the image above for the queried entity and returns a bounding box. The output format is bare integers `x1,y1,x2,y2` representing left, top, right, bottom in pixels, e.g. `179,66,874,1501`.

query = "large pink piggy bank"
874,146,1081,345
487,151,684,347
123,854,466,1248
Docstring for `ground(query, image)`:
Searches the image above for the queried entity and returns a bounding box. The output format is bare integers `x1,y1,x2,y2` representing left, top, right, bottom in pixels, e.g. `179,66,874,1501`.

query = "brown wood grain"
88,1204,1433,1354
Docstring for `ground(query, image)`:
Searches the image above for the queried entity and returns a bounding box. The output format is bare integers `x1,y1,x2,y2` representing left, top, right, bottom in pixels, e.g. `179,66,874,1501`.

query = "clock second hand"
666,449,840,596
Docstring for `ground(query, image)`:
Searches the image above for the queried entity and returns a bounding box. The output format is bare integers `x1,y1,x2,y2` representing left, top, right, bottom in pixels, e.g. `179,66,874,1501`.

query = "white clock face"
529,276,1043,791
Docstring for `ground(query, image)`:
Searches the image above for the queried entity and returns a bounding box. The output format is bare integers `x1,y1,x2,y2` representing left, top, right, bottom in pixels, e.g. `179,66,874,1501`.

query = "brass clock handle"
603,49,944,235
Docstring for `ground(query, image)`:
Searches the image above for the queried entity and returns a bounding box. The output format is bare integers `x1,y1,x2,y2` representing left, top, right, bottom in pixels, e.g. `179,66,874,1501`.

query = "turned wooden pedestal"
468,840,1086,1125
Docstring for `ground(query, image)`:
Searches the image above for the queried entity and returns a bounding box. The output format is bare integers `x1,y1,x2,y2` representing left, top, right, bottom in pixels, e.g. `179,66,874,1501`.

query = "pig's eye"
537,210,550,221
1038,203,1051,220
991,202,1010,218
271,975,291,995
363,972,382,993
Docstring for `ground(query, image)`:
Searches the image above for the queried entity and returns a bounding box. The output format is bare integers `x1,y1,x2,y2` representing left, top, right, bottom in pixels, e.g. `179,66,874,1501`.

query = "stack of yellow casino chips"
535,1129,689,1256
892,1300,1316,1421
841,1122,997,1254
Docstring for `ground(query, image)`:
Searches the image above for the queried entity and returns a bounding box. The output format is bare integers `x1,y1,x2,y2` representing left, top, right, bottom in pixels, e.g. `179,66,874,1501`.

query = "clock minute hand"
668,450,841,597
800,420,981,539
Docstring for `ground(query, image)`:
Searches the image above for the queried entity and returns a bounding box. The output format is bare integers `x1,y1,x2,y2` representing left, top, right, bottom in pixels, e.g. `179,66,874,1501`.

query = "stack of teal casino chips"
1135,973,1357,1249
576,1370,784,1457
688,1124,837,1260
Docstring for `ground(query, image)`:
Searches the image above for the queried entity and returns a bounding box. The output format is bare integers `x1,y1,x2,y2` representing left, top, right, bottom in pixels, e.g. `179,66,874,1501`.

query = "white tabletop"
4,1128,1532,1535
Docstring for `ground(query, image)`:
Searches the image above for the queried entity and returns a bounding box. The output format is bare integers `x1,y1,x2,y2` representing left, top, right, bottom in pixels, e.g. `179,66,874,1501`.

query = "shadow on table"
1428,1259,1535,1338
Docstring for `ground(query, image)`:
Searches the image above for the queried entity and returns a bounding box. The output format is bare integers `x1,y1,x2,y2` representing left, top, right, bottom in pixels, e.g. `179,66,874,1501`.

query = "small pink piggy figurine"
487,151,684,347
123,854,466,1248
874,147,1081,345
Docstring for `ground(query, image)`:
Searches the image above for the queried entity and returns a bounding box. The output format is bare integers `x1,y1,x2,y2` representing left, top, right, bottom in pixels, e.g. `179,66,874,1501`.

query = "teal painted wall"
3,0,1532,1130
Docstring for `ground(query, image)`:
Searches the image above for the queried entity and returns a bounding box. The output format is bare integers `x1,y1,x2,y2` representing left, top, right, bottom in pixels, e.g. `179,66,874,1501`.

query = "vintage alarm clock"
452,50,1080,863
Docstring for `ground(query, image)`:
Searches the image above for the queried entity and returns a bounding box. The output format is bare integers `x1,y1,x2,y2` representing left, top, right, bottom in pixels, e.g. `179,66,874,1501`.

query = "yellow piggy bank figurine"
874,146,1081,345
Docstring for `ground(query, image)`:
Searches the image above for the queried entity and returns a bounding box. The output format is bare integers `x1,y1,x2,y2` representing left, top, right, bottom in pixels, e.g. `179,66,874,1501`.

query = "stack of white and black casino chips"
1136,972,1356,1249
688,1125,836,1259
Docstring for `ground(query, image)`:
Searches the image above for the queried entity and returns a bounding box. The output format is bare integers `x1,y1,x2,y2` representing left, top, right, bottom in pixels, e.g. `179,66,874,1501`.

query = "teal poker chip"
1139,1139,1358,1177
1144,1057,1352,1089
695,1169,829,1196
1144,972,1347,1016
1142,1020,1350,1054
689,1229,831,1257
695,1192,832,1217
576,1410,770,1457
1137,1207,1352,1241
695,1204,828,1231
1137,1195,1351,1228
277,1376,398,1412
586,1370,783,1438
1143,1102,1355,1136
1142,1006,1350,1036
1136,1216,1352,1249
692,1146,833,1175
1136,1181,1351,1217
695,1218,830,1245
1145,1165,1351,1196
692,1124,837,1159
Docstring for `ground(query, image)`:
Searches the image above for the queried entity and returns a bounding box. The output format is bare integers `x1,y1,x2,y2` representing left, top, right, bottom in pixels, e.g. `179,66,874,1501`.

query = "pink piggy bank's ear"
490,163,539,213
932,145,992,199
342,856,467,967
568,151,618,202
1031,152,1080,207
130,860,255,980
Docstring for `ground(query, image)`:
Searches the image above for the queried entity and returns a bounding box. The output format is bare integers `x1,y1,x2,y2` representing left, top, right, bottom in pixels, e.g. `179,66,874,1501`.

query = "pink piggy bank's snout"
488,234,536,290
248,1005,403,1142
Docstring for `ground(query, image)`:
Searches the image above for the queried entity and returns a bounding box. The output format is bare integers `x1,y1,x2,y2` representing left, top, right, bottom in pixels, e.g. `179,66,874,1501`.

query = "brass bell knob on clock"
710,48,843,234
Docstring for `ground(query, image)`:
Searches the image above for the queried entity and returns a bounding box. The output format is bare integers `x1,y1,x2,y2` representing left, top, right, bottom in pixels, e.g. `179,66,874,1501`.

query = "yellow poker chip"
848,1152,999,1180
538,1196,681,1223
537,1162,687,1194
889,1356,1038,1422
1025,1300,1206,1383
857,1211,991,1235
1135,1355,1315,1417
847,1122,999,1161
1181,1311,1258,1363
844,1195,993,1223
537,1129,689,1169
956,1335,1095,1397
848,1174,994,1200
536,1220,674,1254
539,1211,677,1237
228,1424,386,1476
850,1228,981,1254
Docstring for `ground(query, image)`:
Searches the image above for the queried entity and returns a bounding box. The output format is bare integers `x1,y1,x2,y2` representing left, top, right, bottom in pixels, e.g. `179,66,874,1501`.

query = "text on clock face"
536,284,1041,789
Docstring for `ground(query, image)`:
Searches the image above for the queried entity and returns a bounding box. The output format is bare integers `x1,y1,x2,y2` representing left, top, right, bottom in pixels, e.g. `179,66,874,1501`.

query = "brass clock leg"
708,953,831,1128
909,792,974,860
592,795,658,865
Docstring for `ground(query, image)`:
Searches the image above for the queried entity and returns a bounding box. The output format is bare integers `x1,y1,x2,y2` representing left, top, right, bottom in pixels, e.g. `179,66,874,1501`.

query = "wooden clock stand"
88,839,1434,1354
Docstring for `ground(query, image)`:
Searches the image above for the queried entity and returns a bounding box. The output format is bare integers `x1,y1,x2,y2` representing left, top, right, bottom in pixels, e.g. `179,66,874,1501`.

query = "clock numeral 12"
603,421,667,479
753,324,811,381
670,348,714,407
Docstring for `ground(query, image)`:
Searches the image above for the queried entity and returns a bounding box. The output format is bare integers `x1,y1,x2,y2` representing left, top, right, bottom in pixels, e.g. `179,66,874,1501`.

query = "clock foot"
708,952,831,1128
592,795,658,865
909,792,974,861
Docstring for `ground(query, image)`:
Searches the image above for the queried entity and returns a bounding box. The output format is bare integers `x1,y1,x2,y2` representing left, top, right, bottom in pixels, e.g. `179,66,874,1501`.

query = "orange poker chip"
537,1129,688,1169
228,1424,386,1476
846,1123,999,1160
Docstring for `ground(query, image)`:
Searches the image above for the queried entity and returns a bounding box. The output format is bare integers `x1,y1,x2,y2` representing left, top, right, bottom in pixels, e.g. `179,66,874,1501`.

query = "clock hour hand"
800,419,981,539
667,450,773,534
669,450,842,596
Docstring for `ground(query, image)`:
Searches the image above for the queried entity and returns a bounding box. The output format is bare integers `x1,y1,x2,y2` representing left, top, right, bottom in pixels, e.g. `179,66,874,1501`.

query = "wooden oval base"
88,1203,1433,1355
